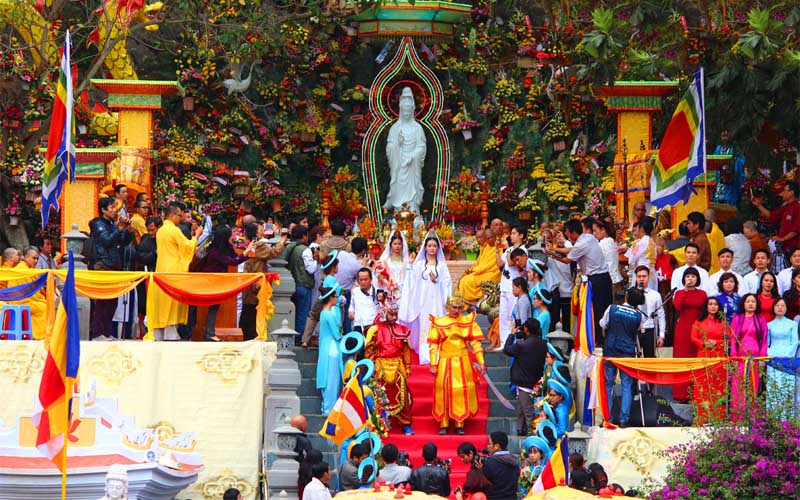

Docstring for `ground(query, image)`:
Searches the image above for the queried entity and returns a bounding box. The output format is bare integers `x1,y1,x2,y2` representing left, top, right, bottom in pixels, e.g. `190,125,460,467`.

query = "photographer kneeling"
599,287,646,428
455,442,492,500
503,318,548,436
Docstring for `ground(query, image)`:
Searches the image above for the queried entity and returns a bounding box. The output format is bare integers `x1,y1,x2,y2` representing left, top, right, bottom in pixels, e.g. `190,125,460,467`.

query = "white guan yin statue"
383,87,426,214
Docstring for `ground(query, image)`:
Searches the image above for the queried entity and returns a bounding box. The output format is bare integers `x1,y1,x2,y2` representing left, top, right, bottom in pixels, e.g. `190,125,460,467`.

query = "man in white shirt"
303,463,333,500
671,242,710,291
777,247,800,295
378,444,412,486
556,218,613,344
634,266,666,358
348,268,381,333
544,233,574,333
706,248,744,296
741,248,771,295
724,217,752,276
496,225,527,348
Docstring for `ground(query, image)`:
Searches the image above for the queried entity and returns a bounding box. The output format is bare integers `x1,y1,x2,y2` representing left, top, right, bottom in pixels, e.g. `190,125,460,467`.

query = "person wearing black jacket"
480,431,519,500
89,197,133,340
503,318,548,436
134,216,161,338
409,443,450,497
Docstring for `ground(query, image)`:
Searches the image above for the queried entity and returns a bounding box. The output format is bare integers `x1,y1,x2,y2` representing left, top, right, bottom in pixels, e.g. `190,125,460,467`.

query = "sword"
473,362,514,410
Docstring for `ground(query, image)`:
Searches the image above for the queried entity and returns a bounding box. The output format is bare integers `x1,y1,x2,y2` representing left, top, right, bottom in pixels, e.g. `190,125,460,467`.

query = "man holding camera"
409,443,451,497
480,431,519,500
599,287,646,427
503,318,547,436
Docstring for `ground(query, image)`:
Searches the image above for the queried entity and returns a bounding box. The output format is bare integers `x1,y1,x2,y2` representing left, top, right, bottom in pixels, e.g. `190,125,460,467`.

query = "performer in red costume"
365,300,415,435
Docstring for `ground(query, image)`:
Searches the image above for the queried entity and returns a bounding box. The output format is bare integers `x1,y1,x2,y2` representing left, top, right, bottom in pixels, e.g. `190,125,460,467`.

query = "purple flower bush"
649,416,800,500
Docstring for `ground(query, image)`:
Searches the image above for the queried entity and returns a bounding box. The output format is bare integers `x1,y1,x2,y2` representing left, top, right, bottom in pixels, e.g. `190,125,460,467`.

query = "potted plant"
514,193,541,222
459,233,480,261
4,191,23,226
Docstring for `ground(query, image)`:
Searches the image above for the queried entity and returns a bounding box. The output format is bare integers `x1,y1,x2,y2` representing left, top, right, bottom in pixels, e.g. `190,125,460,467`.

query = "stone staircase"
294,314,524,496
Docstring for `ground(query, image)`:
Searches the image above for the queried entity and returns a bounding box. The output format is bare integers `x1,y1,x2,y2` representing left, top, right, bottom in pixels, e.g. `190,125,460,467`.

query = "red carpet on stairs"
381,353,491,499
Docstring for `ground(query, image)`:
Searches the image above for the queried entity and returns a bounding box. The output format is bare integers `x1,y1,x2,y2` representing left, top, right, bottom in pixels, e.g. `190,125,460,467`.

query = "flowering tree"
649,415,800,499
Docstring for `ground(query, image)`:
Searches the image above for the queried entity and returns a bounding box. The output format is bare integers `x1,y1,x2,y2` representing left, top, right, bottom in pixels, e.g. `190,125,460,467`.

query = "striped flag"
528,436,570,494
41,30,76,227
32,251,80,489
650,68,706,208
573,280,594,356
319,374,371,446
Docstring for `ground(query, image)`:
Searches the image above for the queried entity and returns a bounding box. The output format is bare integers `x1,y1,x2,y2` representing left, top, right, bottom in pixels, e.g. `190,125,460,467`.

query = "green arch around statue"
361,36,450,227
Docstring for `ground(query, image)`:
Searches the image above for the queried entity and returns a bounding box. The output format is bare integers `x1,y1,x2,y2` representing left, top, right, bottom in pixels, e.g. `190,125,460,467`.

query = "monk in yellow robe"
705,209,726,274
148,202,201,340
428,295,486,435
458,228,501,303
12,247,48,340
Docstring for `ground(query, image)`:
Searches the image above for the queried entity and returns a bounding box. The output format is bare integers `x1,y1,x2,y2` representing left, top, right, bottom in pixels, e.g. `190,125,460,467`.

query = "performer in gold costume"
364,299,415,435
428,295,486,435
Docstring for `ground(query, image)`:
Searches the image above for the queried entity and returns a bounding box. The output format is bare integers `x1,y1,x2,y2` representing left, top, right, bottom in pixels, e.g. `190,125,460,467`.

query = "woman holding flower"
730,293,769,419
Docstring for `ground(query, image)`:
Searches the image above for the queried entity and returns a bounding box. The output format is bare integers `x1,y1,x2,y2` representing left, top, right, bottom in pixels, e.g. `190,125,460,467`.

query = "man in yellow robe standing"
149,202,202,340
428,295,486,435
13,247,48,340
458,228,501,304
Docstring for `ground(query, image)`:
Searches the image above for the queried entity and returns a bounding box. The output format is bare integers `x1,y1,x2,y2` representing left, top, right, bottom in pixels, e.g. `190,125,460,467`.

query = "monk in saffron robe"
458,228,501,304
148,202,201,340
428,295,486,435
12,247,48,340
364,299,414,435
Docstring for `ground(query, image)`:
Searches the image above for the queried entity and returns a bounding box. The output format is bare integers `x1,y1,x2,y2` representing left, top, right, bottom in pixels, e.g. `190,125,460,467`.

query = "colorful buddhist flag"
650,68,705,208
32,252,80,487
41,30,76,227
573,280,595,357
319,374,371,446
529,436,570,494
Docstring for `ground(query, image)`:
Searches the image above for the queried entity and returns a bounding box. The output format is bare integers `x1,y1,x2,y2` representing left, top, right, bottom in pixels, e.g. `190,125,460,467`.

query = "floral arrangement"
341,85,369,102
19,157,44,190
433,221,456,255
3,192,22,217
328,165,365,219
458,233,479,252
446,168,482,222
231,226,249,251
515,192,541,213
543,113,570,143
366,376,390,437
159,127,204,166
262,180,286,201
649,416,800,499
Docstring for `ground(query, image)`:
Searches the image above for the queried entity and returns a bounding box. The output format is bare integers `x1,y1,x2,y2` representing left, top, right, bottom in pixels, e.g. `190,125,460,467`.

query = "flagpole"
61,443,67,500
622,138,629,224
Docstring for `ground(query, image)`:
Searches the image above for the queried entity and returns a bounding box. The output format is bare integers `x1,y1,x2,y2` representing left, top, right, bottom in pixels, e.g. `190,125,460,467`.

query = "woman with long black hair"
201,225,253,341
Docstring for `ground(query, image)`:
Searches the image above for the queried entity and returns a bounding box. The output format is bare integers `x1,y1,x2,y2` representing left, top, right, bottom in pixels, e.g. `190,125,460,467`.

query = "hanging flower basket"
468,75,486,86
183,96,195,111
552,140,567,153
228,146,241,156
271,199,283,212
518,210,533,221
233,185,251,199
8,216,19,226
462,129,473,141
208,142,227,155
300,132,316,143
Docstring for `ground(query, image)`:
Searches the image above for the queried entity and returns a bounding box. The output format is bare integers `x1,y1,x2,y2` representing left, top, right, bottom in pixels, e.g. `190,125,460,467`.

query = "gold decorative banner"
0,341,276,500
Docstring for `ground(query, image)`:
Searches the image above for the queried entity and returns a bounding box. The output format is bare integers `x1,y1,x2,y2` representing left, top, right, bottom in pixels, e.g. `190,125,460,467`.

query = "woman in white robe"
399,232,451,365
377,230,410,300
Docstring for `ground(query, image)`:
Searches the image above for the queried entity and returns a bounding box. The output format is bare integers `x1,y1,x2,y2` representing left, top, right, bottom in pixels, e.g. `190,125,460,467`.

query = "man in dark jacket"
89,197,133,340
338,443,368,491
503,317,548,436
480,431,519,500
281,225,315,340
409,443,450,497
135,216,161,338
599,287,645,427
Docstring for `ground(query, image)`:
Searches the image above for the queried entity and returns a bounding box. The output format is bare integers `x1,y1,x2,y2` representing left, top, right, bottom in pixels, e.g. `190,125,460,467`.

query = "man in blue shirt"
599,287,645,427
